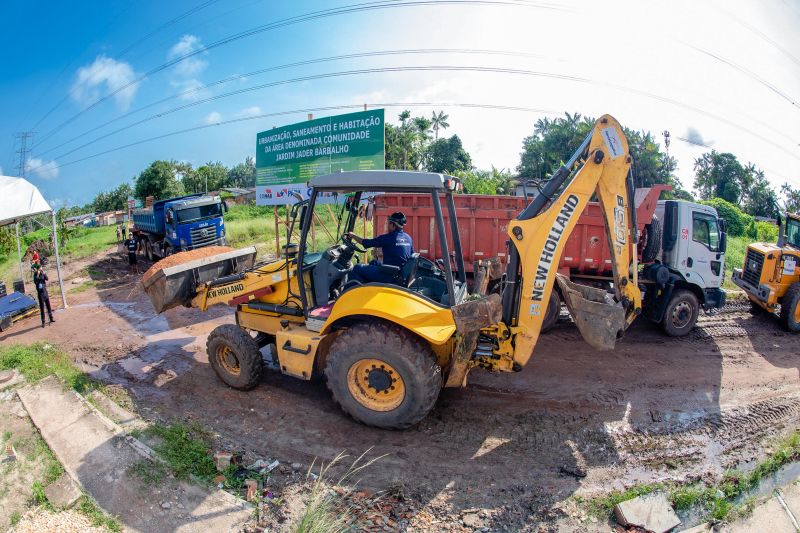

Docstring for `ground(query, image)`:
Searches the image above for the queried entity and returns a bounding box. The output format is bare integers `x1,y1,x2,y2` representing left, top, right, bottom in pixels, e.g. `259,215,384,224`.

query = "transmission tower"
15,131,35,178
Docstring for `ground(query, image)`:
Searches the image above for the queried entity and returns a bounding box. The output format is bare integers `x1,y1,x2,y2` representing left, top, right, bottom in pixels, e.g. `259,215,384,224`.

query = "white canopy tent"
0,175,67,308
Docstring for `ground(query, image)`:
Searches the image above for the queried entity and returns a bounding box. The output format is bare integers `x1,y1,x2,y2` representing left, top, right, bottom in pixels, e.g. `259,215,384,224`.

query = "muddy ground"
3,245,800,531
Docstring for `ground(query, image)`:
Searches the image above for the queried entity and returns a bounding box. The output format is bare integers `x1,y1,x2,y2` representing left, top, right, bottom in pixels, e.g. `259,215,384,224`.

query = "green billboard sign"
255,109,385,204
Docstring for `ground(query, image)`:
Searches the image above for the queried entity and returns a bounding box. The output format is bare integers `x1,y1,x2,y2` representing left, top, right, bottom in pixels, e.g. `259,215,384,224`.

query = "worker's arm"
345,232,386,248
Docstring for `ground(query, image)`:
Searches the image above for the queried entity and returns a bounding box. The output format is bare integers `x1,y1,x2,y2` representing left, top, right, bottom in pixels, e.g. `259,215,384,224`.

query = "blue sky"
1,0,798,207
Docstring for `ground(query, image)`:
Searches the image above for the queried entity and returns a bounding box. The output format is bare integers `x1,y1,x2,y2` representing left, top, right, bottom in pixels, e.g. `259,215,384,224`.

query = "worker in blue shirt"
346,212,413,284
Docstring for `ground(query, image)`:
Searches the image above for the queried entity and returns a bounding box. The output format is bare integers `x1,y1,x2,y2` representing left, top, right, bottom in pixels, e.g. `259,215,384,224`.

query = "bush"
699,198,752,236
745,220,779,242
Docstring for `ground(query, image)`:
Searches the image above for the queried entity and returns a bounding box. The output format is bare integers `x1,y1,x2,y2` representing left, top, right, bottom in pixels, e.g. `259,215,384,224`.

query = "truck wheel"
640,215,662,263
207,324,263,390
661,289,699,337
779,282,800,332
541,290,561,333
325,322,441,429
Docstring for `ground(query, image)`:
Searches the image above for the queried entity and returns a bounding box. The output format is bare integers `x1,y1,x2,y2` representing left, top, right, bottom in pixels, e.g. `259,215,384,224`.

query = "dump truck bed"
141,247,258,313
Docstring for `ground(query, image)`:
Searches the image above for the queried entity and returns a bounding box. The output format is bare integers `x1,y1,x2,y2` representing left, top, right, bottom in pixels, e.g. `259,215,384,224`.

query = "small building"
64,213,96,228
220,187,256,205
96,210,126,226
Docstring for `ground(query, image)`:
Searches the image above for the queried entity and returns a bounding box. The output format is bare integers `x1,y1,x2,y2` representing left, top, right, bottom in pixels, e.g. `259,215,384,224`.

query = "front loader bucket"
555,274,626,351
141,247,257,313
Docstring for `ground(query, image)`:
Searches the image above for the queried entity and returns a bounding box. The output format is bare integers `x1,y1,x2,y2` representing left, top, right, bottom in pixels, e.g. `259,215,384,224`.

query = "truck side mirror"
719,231,727,253
222,200,229,213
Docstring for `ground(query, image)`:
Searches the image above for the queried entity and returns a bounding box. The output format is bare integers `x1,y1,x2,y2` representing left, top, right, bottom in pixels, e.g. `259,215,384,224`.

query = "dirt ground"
3,244,800,531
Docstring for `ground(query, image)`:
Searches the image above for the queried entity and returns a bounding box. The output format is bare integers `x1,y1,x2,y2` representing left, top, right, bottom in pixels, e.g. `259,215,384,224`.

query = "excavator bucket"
555,274,626,351
142,247,257,313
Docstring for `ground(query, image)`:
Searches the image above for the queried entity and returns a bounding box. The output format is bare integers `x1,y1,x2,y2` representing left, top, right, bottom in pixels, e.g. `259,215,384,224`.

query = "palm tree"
398,110,411,128
431,110,450,140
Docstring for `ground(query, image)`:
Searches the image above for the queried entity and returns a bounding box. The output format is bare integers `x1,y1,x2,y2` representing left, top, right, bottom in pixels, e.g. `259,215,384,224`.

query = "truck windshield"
787,217,800,248
176,203,222,223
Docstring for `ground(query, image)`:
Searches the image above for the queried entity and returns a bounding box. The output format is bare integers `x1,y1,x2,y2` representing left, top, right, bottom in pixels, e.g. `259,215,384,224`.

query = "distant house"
754,216,778,225
220,187,256,205
96,210,126,226
64,213,96,228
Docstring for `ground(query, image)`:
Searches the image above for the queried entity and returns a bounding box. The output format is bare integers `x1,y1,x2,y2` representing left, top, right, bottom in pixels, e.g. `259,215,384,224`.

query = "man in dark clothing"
123,235,139,274
346,212,414,284
121,225,127,240
33,266,54,328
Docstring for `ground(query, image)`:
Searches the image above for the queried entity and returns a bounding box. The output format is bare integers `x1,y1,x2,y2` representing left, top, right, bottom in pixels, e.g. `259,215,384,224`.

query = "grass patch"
0,343,89,392
2,430,11,442
144,422,216,481
582,429,800,523
76,495,122,532
69,280,99,293
128,459,168,487
295,449,384,533
9,510,20,526
31,481,51,509
13,433,64,484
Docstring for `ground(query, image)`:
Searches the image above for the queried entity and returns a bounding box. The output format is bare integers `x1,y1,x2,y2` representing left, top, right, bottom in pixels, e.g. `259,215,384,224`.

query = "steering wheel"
341,233,367,254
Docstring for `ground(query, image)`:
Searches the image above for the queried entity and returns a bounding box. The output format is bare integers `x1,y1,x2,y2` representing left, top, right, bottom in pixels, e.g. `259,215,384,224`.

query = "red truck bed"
373,185,669,275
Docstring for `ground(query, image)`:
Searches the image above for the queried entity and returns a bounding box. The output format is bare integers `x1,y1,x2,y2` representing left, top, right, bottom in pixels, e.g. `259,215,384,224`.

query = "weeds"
128,459,168,487
583,429,800,523
14,433,63,484
2,430,11,442
76,495,122,532
9,511,20,526
0,343,89,392
294,449,385,533
145,422,216,481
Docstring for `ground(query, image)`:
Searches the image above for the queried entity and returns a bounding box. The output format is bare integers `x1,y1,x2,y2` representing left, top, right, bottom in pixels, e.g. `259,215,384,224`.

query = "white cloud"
27,158,59,180
203,111,222,125
235,106,263,119
71,55,138,111
170,78,209,101
168,35,208,77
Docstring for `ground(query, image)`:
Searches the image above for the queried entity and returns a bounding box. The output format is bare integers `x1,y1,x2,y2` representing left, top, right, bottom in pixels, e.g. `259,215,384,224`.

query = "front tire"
779,282,800,332
207,325,263,390
661,289,700,337
325,322,441,429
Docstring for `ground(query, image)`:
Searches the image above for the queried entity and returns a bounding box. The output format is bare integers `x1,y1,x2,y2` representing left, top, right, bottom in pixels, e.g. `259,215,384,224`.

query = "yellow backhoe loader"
733,212,800,330
142,114,642,429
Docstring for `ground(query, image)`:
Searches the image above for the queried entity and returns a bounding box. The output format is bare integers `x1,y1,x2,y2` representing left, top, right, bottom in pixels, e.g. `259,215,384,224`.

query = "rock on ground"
614,492,681,533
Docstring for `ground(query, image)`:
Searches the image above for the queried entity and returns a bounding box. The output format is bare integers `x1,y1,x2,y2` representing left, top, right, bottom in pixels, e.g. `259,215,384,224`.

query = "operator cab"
292,171,468,317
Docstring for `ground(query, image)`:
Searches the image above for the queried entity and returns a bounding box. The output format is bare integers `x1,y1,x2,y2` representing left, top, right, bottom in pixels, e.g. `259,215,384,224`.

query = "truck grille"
742,249,764,287
190,227,218,248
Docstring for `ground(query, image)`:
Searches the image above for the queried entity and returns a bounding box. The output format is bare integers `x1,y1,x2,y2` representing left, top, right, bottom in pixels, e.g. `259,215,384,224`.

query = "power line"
28,0,224,133
44,102,562,171
36,48,551,157
39,64,800,164
31,0,566,147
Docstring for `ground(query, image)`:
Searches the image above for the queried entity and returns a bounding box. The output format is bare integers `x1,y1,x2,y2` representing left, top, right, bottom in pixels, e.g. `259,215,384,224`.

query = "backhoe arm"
489,115,641,368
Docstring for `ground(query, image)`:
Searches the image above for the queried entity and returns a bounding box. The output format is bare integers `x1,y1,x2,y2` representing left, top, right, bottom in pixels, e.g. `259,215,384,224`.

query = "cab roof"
311,170,450,192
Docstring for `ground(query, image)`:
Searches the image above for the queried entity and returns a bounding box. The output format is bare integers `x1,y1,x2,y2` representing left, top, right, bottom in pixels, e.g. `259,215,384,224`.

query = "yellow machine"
143,114,642,429
733,212,800,331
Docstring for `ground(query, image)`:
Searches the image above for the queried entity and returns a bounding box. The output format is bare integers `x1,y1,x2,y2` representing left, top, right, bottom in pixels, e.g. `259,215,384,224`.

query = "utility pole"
15,131,34,179
662,130,671,158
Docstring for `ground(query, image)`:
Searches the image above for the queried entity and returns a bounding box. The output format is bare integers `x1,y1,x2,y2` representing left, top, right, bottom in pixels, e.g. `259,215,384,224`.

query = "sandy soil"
3,245,800,531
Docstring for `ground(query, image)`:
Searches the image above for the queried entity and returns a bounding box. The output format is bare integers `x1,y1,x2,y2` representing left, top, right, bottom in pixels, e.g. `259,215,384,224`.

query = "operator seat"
397,253,420,287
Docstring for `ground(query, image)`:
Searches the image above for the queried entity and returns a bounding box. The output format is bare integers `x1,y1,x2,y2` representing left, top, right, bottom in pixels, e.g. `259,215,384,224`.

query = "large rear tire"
325,322,441,429
661,289,700,337
207,324,263,390
779,282,800,332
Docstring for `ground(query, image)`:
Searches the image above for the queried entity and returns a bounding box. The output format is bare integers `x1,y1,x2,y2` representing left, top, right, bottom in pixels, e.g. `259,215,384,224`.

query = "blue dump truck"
132,194,227,260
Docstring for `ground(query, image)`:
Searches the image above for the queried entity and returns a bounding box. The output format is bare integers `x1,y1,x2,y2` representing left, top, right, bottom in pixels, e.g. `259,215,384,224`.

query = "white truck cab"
642,200,727,335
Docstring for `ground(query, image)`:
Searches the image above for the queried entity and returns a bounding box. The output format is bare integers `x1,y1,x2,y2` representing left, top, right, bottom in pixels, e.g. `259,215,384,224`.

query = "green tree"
426,135,472,173
135,160,185,201
192,161,229,193
453,167,514,195
228,156,256,188
93,183,133,212
385,111,434,170
699,198,752,236
693,151,746,203
431,110,450,140
741,167,779,218
782,183,800,213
